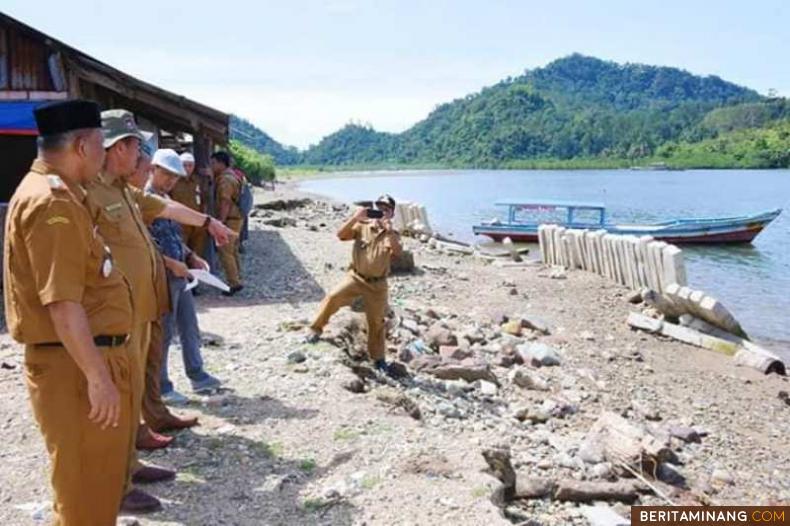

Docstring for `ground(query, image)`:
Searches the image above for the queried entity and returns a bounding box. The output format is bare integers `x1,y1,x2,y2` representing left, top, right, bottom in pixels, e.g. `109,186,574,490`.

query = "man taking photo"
304,194,401,377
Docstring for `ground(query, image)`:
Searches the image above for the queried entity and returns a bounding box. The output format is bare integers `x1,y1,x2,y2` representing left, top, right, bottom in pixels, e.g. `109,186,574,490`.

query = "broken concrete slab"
642,289,685,320
630,313,786,375
734,345,787,375
627,312,662,333
586,411,674,472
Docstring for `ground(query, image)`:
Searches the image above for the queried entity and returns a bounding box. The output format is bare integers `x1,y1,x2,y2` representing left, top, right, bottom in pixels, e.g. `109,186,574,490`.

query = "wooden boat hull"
473,209,781,245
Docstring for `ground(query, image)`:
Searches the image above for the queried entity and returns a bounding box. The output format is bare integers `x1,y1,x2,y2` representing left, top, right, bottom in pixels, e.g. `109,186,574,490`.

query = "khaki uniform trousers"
25,343,133,526
310,272,388,361
217,218,243,287
141,318,176,430
124,321,152,493
181,224,207,260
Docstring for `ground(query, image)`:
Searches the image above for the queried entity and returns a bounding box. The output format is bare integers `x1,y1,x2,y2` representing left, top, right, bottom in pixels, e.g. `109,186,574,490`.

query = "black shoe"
132,465,176,484
222,285,244,297
374,360,397,379
121,488,162,513
303,330,321,344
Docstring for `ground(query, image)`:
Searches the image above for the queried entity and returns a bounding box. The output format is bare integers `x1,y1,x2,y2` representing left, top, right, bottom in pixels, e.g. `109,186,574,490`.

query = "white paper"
188,269,231,292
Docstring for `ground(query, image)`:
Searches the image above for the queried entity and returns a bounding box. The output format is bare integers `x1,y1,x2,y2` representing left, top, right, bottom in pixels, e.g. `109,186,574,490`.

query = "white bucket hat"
152,148,187,177
180,152,195,164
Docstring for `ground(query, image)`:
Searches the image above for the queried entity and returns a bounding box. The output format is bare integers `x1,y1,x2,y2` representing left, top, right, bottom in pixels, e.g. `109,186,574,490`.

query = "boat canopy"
494,199,606,226
494,199,606,210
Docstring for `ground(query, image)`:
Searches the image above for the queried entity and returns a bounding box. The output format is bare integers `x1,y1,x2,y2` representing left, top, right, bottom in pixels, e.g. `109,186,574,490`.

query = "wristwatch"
202,215,212,229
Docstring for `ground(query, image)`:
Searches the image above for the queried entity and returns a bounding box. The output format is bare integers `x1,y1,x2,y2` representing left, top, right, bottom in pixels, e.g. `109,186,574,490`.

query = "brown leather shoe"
136,427,174,450
151,415,199,433
132,464,176,484
121,488,162,513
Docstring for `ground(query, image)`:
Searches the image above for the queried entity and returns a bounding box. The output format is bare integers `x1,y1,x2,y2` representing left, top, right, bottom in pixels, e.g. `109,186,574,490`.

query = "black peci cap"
34,99,102,137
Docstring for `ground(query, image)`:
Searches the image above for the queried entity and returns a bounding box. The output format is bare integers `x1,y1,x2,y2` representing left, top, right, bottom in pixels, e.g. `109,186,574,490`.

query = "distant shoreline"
278,164,790,182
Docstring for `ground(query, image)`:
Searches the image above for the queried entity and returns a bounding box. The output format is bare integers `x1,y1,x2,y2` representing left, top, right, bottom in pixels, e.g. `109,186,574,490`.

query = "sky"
3,0,788,149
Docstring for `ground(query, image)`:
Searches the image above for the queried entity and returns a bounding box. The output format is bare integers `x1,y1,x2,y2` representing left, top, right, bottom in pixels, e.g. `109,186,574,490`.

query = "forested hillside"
233,55,790,169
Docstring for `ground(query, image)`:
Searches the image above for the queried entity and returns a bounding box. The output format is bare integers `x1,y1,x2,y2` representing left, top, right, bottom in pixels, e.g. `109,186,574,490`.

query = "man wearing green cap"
85,109,235,512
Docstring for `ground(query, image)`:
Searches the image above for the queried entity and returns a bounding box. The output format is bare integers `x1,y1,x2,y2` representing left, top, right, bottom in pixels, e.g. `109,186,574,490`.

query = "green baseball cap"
101,109,149,149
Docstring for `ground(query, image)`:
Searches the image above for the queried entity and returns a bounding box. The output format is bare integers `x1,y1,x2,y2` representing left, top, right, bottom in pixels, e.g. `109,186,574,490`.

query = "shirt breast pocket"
96,204,126,241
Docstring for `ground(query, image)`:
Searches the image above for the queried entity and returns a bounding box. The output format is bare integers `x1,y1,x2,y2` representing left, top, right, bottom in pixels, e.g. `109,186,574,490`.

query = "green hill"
229,115,300,165
655,117,790,168
302,55,789,168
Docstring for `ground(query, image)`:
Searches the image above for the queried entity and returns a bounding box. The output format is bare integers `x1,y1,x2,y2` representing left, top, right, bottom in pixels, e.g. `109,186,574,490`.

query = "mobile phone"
366,208,384,219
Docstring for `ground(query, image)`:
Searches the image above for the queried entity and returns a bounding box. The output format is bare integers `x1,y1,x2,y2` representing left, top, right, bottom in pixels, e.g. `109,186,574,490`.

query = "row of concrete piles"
393,203,432,236
538,225,687,293
537,225,786,375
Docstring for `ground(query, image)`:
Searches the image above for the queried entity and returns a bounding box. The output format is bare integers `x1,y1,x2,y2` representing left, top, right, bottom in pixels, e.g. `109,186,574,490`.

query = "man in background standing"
210,151,244,296
170,152,208,257
232,165,253,254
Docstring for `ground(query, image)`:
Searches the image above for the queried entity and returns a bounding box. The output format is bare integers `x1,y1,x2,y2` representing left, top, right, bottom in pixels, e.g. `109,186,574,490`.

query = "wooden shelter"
0,11,229,203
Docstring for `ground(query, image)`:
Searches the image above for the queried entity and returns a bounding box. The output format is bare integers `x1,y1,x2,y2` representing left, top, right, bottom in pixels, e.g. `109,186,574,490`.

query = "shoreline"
0,185,788,524
279,166,790,183
292,179,790,357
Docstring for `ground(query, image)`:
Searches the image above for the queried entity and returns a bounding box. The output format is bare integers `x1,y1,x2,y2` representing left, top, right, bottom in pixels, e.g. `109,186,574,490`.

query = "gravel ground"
0,184,788,526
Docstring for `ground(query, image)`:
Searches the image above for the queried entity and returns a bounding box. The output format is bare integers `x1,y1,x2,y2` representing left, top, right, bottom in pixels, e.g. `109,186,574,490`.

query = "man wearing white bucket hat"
146,149,222,403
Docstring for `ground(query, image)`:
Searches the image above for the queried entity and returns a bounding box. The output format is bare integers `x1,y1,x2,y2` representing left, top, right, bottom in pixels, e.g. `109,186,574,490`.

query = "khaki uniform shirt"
170,173,204,213
351,222,399,279
84,171,167,325
3,160,134,343
215,169,241,221
153,251,171,317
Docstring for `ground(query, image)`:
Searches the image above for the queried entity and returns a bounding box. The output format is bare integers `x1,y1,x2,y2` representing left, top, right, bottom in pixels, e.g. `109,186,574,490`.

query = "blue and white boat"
472,200,781,245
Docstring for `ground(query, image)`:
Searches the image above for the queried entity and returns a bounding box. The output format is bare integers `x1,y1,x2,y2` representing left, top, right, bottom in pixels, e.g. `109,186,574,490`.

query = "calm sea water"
301,169,790,350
